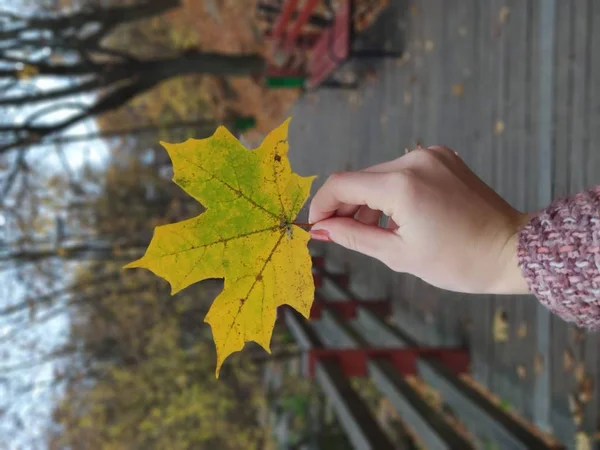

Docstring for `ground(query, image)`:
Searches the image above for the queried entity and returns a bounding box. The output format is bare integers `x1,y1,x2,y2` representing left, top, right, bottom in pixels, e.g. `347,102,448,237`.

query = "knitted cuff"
518,186,600,329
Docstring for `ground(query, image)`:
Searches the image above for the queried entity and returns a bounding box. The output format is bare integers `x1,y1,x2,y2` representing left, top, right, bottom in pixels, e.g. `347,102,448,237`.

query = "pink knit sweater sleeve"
518,186,600,329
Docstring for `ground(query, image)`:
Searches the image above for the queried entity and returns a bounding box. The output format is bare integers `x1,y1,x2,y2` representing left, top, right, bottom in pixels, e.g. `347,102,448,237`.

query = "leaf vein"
178,153,279,219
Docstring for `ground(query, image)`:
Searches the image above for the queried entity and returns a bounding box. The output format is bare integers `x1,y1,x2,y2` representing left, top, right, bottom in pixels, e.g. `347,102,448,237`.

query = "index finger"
308,171,397,224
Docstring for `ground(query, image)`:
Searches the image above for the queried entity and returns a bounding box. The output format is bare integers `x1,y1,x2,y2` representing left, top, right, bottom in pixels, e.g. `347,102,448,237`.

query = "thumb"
310,217,401,266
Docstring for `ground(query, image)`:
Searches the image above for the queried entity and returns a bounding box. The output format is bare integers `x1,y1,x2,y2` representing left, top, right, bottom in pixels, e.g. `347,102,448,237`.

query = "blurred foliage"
49,155,271,449
91,0,298,139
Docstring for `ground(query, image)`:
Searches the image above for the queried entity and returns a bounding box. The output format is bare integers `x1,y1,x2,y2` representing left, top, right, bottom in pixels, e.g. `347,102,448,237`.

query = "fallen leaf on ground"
578,374,594,403
534,354,544,375
494,120,505,135
493,309,508,342
348,91,361,106
516,365,527,379
425,40,435,52
125,119,316,377
563,349,575,372
575,363,586,383
569,394,584,426
575,432,591,450
499,6,510,24
451,83,464,97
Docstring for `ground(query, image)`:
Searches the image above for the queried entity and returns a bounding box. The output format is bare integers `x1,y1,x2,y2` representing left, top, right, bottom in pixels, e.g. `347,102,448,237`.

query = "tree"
0,0,265,199
41,158,270,449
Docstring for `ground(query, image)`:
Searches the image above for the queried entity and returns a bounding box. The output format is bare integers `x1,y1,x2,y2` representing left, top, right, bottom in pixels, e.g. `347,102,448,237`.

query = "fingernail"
309,229,332,242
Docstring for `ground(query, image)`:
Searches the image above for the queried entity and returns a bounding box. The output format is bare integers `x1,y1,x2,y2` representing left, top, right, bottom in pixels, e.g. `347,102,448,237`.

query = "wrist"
487,213,533,295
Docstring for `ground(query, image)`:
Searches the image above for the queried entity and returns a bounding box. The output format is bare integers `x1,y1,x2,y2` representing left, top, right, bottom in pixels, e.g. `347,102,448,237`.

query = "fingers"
308,147,461,224
308,171,398,224
355,205,382,226
360,155,407,173
310,216,402,268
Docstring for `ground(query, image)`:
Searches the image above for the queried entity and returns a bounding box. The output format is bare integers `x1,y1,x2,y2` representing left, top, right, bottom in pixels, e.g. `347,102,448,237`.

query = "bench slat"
317,306,474,449
283,308,397,450
286,0,321,45
316,359,396,450
272,0,300,40
319,271,563,450
307,0,351,88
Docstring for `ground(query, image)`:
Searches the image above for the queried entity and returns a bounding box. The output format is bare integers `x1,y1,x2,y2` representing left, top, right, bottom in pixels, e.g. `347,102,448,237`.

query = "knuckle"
327,171,346,184
396,169,421,204
427,145,459,164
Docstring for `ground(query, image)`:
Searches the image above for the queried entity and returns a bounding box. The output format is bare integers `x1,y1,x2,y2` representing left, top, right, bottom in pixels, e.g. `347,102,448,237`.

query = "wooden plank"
321,271,560,448
353,307,561,450
433,0,475,352
501,0,533,419
587,1,600,187
547,0,576,441
586,2,600,444
534,0,558,433
520,0,540,422
488,0,512,408
566,1,597,440
316,359,397,450
568,0,591,194
284,308,398,450
272,0,300,40
418,357,562,450
286,0,321,44
466,0,488,388
369,358,475,450
318,307,472,449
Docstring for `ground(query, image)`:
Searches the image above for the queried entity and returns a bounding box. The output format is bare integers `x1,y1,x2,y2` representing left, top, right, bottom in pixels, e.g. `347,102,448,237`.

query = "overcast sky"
0,2,110,448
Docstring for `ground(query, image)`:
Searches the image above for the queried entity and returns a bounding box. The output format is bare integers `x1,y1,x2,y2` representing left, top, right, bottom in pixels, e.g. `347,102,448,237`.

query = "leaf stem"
292,222,313,229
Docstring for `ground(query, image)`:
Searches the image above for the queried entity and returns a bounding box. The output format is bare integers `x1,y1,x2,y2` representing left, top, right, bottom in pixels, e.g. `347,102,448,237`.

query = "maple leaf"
125,119,316,377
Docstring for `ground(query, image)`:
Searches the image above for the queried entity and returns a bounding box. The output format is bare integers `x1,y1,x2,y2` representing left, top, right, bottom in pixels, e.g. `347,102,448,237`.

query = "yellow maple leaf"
125,119,316,377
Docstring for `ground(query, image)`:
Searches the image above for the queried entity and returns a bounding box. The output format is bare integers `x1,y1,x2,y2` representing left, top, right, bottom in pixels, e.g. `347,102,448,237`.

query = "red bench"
306,0,402,89
262,0,401,89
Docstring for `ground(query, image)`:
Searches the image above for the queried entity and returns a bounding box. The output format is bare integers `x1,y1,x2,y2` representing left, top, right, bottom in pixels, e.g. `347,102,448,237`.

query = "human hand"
308,146,531,295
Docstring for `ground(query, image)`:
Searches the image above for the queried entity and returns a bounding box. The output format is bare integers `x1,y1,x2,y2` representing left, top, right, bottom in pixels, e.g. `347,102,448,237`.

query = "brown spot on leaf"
274,154,281,162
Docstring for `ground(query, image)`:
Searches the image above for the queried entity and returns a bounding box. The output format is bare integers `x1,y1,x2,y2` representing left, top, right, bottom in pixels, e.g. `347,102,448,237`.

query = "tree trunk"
147,51,265,79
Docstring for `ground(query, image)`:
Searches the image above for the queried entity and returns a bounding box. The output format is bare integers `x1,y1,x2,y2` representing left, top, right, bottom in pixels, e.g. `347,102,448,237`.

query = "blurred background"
0,0,599,449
